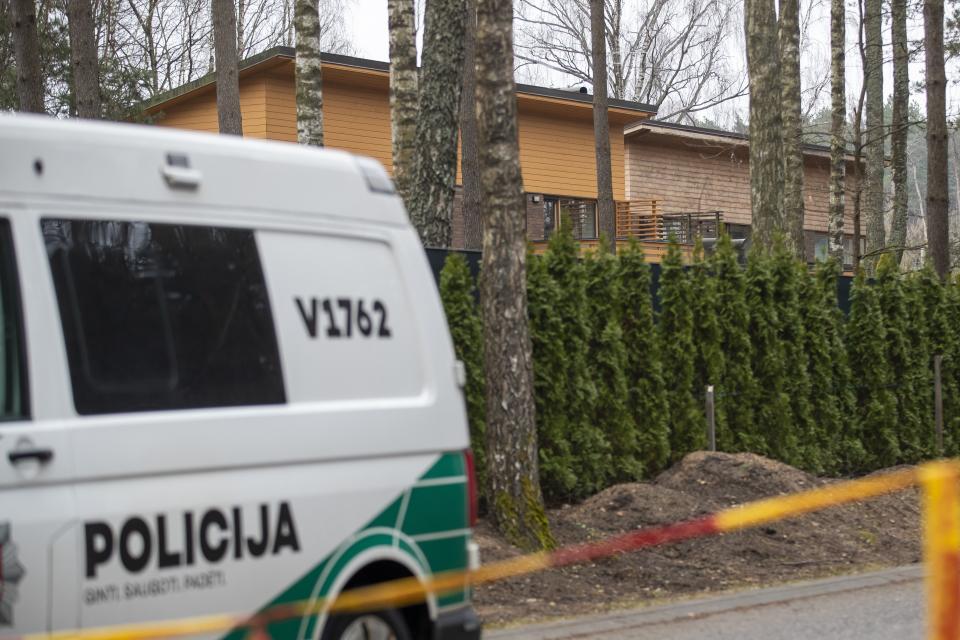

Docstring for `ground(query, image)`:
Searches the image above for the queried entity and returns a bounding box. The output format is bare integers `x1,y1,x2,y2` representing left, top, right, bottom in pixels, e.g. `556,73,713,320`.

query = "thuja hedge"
439,234,960,504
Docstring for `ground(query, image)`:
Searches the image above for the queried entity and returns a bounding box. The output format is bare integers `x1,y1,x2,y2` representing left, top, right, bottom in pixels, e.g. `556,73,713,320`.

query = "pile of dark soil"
473,452,921,626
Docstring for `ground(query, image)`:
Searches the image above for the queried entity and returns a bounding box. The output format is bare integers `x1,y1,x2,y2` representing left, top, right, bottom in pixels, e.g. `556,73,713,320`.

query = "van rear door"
0,215,76,635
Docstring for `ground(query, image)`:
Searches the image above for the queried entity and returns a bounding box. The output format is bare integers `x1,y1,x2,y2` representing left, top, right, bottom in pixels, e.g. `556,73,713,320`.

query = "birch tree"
745,0,783,251
409,0,467,247
828,0,846,263
590,0,615,249
476,0,552,549
460,0,483,250
889,0,909,265
388,0,417,206
925,0,949,278
863,0,885,272
68,0,101,118
212,0,243,134
780,0,804,259
10,0,44,112
295,0,324,145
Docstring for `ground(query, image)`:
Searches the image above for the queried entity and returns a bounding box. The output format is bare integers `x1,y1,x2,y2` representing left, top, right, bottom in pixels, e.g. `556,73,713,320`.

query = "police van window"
42,219,285,415
0,219,27,420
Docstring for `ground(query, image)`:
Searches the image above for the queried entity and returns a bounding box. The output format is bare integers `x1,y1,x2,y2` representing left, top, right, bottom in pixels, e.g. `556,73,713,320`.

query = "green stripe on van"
223,452,471,640
401,483,468,536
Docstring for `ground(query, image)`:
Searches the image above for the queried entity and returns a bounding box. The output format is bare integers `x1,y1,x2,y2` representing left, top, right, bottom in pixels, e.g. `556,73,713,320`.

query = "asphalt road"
487,565,924,640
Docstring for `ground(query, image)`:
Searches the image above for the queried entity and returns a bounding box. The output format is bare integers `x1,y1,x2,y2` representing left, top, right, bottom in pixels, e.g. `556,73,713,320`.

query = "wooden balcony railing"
616,200,723,244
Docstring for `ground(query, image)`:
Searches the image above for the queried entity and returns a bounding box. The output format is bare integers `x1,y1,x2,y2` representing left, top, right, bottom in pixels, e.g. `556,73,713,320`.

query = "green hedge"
440,233,960,504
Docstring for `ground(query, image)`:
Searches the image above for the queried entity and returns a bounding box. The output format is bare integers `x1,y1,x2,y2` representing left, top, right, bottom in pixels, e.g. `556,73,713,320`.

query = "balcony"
615,200,722,244
530,199,723,262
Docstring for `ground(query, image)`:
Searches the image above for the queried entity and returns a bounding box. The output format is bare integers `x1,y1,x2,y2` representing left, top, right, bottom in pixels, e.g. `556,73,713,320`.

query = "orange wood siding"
625,134,859,233
262,71,394,173
518,110,626,201
151,59,642,202
155,76,268,138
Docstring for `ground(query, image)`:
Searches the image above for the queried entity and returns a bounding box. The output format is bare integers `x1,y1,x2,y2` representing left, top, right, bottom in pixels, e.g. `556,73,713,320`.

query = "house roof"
144,46,659,119
625,119,860,161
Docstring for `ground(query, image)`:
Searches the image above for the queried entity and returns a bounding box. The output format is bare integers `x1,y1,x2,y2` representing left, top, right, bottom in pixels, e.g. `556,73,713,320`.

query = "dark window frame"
43,218,286,415
543,196,599,241
0,218,30,422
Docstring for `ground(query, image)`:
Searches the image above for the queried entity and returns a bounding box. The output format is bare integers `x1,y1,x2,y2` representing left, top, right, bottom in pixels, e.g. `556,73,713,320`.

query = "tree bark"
779,0,805,259
863,0,885,272
476,0,552,550
924,0,949,278
828,0,846,264
212,0,243,135
745,0,783,252
889,0,909,266
10,0,44,113
67,0,101,118
295,0,324,145
591,0,616,251
389,0,418,204
409,0,467,247
460,0,483,250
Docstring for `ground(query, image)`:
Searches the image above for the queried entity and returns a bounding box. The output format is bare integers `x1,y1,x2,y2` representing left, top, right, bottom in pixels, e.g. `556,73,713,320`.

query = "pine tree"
527,251,578,499
902,271,935,456
543,230,611,497
658,240,704,459
771,243,818,470
745,246,797,462
876,255,927,462
802,260,849,473
618,240,670,474
585,244,641,482
826,282,864,472
942,278,960,454
689,238,725,446
847,270,900,468
911,265,959,454
709,234,760,452
439,254,487,494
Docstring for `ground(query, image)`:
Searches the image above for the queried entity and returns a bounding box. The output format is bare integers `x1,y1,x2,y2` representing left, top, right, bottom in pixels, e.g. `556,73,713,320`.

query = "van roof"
0,114,406,226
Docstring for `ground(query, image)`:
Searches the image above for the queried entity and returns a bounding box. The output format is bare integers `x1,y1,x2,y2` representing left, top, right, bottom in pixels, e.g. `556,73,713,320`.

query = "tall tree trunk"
460,0,483,250
863,0,885,272
925,0,949,278
10,0,44,113
476,0,552,550
779,0,805,259
388,0,418,205
745,0,784,252
295,0,324,145
67,0,101,119
212,0,243,135
828,0,846,264
409,0,467,247
591,0,616,251
889,0,909,266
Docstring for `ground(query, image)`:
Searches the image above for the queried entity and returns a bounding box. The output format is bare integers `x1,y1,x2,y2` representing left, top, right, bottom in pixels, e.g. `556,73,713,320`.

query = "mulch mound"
473,452,921,626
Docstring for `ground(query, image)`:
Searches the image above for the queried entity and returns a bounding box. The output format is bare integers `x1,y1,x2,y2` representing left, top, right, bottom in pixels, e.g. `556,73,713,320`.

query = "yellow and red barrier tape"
4,465,928,640
920,461,960,640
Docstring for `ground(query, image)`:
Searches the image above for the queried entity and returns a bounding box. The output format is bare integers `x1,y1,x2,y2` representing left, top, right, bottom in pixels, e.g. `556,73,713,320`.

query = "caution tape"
6,465,922,640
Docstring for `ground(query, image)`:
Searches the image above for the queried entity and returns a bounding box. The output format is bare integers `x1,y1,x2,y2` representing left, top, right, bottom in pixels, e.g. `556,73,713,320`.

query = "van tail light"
464,449,479,527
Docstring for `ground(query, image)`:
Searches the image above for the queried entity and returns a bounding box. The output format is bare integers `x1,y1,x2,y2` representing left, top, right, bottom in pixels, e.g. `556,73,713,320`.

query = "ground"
473,452,922,627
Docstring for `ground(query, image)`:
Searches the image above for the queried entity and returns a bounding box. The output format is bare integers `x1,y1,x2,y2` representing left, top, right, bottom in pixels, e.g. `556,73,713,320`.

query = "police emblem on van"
0,523,25,625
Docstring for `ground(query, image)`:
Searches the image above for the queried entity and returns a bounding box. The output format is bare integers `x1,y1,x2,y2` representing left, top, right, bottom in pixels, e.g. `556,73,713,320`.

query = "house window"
543,197,598,240
809,232,861,270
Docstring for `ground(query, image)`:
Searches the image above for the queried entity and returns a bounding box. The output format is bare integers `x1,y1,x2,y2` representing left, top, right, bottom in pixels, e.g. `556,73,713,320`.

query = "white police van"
0,115,481,640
